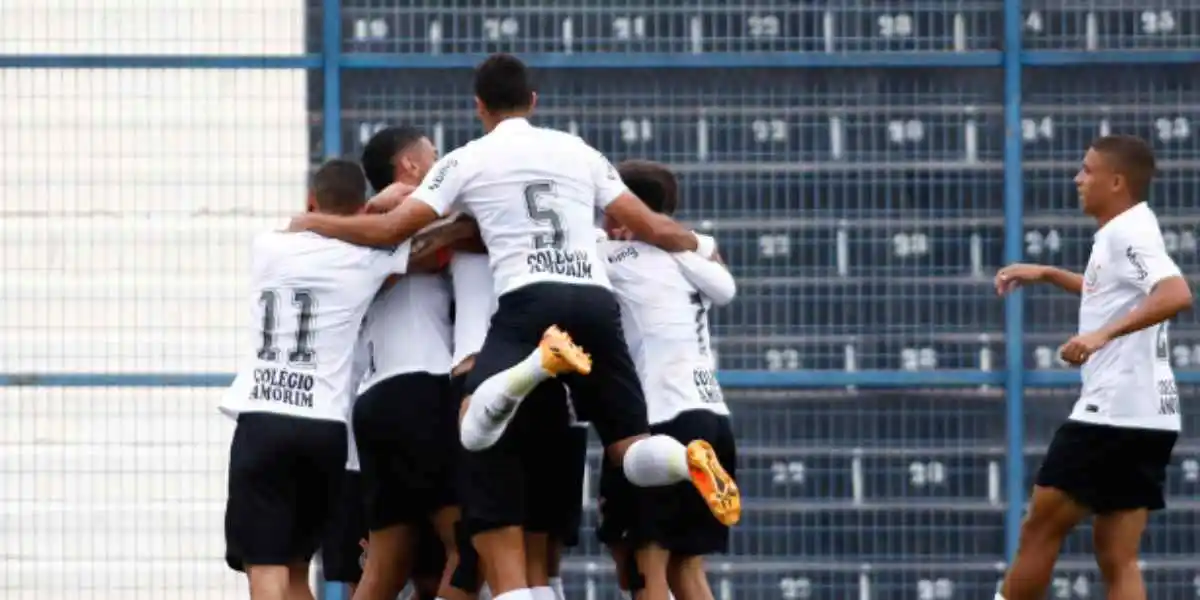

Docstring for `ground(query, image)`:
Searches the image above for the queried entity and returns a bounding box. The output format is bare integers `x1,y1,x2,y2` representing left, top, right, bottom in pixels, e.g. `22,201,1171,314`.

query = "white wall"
0,2,310,598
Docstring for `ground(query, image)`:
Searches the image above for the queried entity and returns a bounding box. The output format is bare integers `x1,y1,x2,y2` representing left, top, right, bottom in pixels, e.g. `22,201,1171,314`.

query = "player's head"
473,53,538,130
307,158,368,215
361,126,438,190
1076,135,1156,216
605,160,679,234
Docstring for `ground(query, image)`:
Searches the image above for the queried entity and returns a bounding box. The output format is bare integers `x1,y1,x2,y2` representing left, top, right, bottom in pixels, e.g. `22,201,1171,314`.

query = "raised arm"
673,235,736,306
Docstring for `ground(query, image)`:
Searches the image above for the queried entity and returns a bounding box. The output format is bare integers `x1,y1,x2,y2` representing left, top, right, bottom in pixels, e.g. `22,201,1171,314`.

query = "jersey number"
688,292,709,355
257,288,318,367
524,181,566,250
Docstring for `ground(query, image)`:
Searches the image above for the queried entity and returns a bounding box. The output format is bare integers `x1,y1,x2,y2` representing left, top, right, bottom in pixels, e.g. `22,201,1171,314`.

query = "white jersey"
220,231,411,424
409,118,628,298
450,253,497,369
602,239,733,425
358,274,453,392
1071,202,1184,432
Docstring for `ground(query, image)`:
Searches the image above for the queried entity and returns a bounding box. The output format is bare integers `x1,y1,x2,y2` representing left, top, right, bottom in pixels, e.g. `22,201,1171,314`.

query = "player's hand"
286,214,313,232
1058,331,1110,366
994,263,1047,296
367,182,416,213
608,226,635,241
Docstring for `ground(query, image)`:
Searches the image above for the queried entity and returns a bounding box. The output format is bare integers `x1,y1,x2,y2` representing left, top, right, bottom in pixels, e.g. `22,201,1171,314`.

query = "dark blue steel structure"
6,1,1200,598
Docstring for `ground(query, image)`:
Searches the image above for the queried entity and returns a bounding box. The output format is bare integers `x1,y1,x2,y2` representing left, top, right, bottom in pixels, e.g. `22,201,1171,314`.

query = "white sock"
493,589,534,600
619,591,632,600
622,435,690,487
460,349,552,450
994,595,1006,600
548,578,565,600
530,586,556,600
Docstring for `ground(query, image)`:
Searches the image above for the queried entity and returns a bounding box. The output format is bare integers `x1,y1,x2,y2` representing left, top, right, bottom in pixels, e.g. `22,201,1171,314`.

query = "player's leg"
631,410,737,600
556,284,739,526
225,413,345,600
458,326,590,450
1088,426,1176,600
352,378,426,600
546,420,589,600
322,470,369,598
998,422,1102,599
665,556,713,600
521,383,580,600
410,519,448,600
659,412,737,600
460,328,542,600
293,417,351,600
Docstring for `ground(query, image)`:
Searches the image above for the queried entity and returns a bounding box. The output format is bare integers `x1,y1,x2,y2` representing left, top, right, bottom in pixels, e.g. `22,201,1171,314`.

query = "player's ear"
305,192,317,213
528,91,538,112
474,96,486,119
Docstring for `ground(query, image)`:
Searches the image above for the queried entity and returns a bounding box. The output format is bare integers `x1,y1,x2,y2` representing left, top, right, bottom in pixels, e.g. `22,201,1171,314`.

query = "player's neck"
1092,200,1137,228
483,112,530,132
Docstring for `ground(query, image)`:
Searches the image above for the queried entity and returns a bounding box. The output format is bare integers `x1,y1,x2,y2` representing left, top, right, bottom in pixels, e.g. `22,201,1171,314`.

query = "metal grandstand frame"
3,1,1199,599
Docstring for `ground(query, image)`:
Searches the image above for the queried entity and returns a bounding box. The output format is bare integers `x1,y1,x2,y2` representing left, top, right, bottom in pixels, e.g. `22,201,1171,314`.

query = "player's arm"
407,216,486,272
295,152,469,248
995,264,1083,296
588,150,699,252
673,234,737,306
1095,237,1192,341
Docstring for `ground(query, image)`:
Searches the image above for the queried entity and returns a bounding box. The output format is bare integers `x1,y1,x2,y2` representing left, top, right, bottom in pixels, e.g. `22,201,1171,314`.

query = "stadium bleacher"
4,1,1200,599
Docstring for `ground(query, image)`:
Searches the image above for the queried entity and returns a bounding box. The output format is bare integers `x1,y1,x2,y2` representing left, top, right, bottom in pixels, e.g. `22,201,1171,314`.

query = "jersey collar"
492,117,532,134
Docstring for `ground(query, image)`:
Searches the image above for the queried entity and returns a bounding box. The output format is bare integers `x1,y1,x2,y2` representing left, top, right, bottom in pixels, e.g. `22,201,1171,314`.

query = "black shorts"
1036,420,1178,514
323,470,368,583
598,409,737,557
461,282,648,531
224,412,347,571
527,412,589,546
353,372,458,531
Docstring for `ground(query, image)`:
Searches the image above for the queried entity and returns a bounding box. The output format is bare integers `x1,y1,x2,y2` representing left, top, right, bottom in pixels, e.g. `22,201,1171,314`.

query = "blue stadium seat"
716,391,1007,449
825,4,1003,52
711,227,840,278
857,453,1001,503
713,334,1005,372
1021,107,1200,164
713,337,852,371
1020,3,1200,51
1024,65,1200,105
717,281,1001,334
675,171,1007,220
729,452,857,503
869,565,1005,600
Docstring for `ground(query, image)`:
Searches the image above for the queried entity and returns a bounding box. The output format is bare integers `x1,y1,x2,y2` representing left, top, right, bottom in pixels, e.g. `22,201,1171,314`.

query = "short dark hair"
310,159,367,215
474,53,534,113
1091,134,1157,202
618,160,678,215
361,126,425,192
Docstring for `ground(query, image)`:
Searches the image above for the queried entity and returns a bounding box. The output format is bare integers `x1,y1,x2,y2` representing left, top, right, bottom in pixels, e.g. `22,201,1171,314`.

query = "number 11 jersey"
220,231,412,424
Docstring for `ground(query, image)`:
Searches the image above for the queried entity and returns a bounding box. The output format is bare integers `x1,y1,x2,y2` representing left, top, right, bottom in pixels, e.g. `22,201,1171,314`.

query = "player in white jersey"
446,229,591,600
992,135,1193,600
346,126,470,600
290,53,740,600
596,161,738,600
220,159,418,600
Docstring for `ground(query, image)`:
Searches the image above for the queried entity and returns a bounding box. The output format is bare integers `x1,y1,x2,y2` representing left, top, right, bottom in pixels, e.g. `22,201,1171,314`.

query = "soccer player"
992,135,1193,600
447,224,590,600
352,126,468,600
220,159,418,600
289,53,740,600
596,160,738,600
